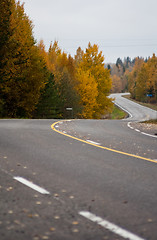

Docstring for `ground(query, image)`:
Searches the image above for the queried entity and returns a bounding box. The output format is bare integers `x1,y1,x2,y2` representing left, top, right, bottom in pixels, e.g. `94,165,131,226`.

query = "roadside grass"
109,105,128,120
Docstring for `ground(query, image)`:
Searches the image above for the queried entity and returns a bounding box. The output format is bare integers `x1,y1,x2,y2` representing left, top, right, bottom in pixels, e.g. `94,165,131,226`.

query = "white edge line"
79,211,145,240
141,132,157,138
14,177,50,195
114,102,133,119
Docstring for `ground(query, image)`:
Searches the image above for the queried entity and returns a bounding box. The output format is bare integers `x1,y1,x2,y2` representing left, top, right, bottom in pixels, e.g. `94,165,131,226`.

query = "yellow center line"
51,120,157,164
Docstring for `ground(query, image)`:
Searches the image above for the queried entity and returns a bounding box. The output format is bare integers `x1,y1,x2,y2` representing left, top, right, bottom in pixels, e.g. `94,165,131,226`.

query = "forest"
0,0,113,119
110,55,157,104
0,0,156,119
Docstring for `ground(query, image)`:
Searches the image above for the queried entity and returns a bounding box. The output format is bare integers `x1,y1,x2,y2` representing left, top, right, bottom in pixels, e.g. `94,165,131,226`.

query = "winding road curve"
110,93,157,121
0,94,157,240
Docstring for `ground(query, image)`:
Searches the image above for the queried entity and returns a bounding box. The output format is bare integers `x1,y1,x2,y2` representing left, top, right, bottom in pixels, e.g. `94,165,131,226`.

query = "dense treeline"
0,0,48,118
35,41,113,119
110,55,157,103
128,54,157,103
110,57,135,93
0,0,113,119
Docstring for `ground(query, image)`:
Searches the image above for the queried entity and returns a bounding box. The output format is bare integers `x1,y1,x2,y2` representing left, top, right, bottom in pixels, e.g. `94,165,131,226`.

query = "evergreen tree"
47,42,80,118
116,58,123,68
34,73,62,118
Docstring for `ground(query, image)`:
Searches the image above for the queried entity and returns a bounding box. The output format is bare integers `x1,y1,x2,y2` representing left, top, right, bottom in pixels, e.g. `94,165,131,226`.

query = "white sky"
21,0,157,63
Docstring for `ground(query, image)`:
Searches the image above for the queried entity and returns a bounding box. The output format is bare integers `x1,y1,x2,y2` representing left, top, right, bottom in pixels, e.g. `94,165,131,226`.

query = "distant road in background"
110,93,157,121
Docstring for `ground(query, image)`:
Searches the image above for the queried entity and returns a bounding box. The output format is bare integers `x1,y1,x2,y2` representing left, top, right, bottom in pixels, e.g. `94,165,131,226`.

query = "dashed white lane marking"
86,140,100,145
127,122,157,138
79,211,145,240
135,129,140,132
14,177,50,195
127,122,134,129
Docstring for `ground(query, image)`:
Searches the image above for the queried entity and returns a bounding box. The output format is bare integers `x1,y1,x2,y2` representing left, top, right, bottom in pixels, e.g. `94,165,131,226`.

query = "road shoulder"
130,122,157,136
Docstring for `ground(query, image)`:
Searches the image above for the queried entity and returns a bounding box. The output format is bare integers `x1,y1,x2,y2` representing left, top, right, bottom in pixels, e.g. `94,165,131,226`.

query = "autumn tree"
37,39,48,64
78,43,113,118
46,41,80,118
128,57,144,99
110,57,134,93
135,54,157,103
47,41,61,73
111,75,122,93
127,54,157,103
75,47,84,66
135,64,148,102
0,0,13,114
75,69,98,118
145,54,157,103
0,0,47,118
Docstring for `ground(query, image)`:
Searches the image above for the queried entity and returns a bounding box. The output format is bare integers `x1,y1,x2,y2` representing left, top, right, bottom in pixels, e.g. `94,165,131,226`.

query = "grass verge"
109,105,128,120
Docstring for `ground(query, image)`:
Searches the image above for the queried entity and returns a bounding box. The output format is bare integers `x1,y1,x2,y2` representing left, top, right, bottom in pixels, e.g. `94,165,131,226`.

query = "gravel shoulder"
131,122,157,136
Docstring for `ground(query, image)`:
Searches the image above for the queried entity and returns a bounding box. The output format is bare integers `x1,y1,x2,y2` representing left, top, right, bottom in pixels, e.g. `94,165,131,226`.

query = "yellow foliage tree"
75,69,98,118
129,54,157,103
146,54,157,102
46,41,80,117
0,0,47,117
38,40,48,65
75,47,84,66
78,43,113,118
135,63,148,101
128,57,144,99
111,74,122,93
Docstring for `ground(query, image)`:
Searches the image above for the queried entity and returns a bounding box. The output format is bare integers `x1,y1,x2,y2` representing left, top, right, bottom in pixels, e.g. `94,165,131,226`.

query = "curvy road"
110,93,157,121
0,94,157,240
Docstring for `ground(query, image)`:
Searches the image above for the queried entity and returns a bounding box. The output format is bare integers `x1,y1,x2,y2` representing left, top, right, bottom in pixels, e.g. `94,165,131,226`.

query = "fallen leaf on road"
72,221,79,225
50,227,56,232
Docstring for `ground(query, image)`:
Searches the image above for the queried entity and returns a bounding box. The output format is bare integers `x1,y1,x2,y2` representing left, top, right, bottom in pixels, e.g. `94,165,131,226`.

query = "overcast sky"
21,0,157,63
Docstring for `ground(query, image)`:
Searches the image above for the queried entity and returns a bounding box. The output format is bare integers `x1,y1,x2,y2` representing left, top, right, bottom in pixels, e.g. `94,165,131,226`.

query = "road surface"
110,93,157,121
0,96,157,240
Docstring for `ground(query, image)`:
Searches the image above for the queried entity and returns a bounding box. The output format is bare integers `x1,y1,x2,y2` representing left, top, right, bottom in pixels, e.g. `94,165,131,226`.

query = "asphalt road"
110,93,157,121
0,96,157,240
